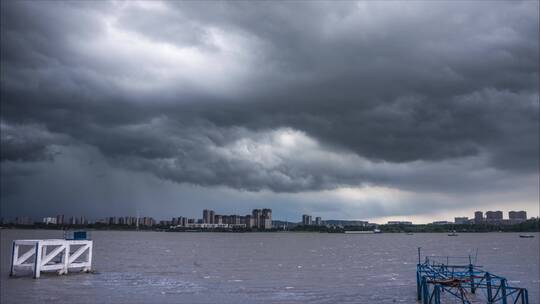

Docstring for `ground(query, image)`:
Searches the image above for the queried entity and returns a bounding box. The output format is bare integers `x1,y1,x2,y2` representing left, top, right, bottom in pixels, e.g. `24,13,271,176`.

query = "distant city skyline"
3,208,534,226
1,1,538,223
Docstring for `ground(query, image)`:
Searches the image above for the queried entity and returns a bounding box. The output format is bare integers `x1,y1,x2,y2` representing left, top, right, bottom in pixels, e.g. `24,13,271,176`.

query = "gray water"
1,230,538,304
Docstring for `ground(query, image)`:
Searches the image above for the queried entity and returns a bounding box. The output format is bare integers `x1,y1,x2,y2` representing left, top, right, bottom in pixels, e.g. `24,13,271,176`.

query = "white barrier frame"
10,239,93,278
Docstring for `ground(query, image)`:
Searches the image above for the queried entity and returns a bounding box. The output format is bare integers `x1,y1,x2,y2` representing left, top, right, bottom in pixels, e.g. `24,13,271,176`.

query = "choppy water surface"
1,230,538,303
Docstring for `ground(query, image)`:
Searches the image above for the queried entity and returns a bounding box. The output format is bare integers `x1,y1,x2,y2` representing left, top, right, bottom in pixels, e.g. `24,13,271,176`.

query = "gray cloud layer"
1,1,538,219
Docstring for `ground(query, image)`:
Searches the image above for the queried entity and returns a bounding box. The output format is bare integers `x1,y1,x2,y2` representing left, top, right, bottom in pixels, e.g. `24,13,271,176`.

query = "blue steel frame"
416,250,529,304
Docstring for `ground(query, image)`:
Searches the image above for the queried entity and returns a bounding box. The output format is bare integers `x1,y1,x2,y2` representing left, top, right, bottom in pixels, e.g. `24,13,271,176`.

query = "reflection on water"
1,230,538,303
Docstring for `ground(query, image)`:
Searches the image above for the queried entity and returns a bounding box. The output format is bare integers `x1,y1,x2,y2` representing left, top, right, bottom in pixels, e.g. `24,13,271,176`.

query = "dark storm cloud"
0,122,67,161
1,1,538,198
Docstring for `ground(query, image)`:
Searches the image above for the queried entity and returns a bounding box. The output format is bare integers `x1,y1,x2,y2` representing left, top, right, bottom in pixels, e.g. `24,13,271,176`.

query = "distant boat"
448,231,458,236
373,229,382,234
519,234,534,238
344,230,373,234
406,233,414,235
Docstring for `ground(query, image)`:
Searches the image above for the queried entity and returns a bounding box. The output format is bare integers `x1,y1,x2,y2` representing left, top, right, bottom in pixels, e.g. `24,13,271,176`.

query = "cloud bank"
1,1,538,221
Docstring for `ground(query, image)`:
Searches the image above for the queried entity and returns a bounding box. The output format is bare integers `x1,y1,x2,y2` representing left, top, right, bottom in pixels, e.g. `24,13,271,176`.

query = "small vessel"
448,231,458,236
406,232,414,235
373,229,382,234
519,234,534,238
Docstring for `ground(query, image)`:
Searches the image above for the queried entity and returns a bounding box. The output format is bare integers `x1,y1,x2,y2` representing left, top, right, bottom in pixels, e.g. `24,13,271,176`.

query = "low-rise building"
454,217,469,225
432,221,451,225
387,221,413,225
15,217,33,225
183,223,245,229
42,217,57,225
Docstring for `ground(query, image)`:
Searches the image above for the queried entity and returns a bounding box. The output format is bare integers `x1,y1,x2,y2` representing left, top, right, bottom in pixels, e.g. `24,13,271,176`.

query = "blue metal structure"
416,248,529,304
63,230,91,240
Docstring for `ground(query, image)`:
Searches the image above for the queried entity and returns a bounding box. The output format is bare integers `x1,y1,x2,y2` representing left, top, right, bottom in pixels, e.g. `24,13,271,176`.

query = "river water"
1,230,538,303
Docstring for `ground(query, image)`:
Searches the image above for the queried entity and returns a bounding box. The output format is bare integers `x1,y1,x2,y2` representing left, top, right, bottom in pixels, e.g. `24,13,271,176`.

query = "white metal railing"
10,239,93,278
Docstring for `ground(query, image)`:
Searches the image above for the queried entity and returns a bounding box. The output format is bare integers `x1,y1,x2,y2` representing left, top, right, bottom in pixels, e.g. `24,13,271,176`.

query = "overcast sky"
1,1,538,223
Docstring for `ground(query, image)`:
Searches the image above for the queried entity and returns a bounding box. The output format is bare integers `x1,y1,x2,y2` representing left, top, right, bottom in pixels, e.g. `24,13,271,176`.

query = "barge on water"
344,229,381,234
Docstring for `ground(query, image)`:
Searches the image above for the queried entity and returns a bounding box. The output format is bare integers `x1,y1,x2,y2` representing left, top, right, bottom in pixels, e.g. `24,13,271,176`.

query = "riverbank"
1,218,538,233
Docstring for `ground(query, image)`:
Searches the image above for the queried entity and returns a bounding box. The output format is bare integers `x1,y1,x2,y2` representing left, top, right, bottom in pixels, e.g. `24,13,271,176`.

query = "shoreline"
1,226,539,234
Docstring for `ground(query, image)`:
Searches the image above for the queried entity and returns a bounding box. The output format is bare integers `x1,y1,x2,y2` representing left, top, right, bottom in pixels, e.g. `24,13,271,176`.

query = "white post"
62,243,70,275
33,241,42,279
85,242,93,272
10,241,18,276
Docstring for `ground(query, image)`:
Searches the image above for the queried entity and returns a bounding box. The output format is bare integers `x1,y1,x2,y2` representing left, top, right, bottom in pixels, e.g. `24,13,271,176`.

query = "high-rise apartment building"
262,209,272,229
474,211,483,224
509,210,526,220
302,214,313,225
203,209,213,224
509,211,527,223
141,217,155,226
244,215,254,228
209,210,215,224
252,209,262,228
230,215,241,225
485,211,503,223
245,209,272,229
15,216,33,225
